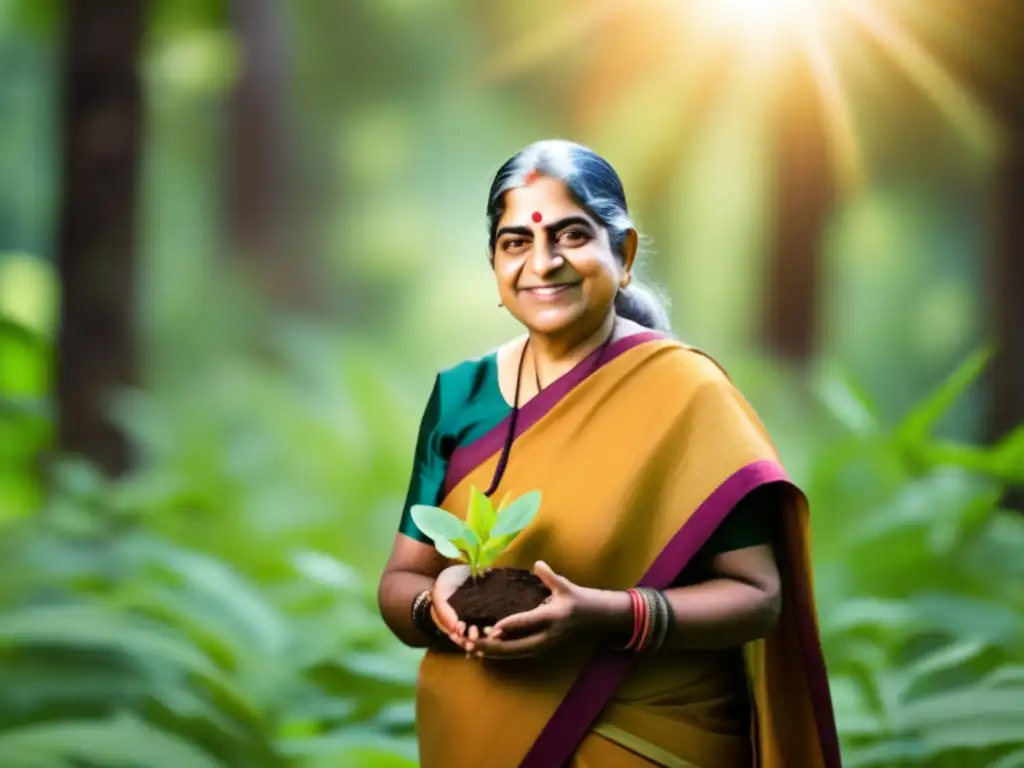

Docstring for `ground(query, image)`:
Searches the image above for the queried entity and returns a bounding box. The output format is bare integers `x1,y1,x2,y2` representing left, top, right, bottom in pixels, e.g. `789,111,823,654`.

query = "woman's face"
492,176,635,337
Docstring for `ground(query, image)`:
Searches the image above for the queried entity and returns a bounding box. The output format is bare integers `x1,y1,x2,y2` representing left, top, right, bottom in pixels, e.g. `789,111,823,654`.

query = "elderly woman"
378,140,840,768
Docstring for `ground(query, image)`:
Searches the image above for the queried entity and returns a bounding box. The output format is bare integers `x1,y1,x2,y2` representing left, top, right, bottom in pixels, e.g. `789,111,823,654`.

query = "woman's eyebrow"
495,215,594,241
544,215,593,234
494,225,533,240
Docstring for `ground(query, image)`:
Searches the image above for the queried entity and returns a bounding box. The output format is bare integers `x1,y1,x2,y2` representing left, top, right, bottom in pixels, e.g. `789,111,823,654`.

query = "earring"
621,274,632,289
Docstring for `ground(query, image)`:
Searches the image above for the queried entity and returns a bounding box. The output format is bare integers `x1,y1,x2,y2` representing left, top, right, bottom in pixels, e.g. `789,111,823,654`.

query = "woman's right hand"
430,564,471,642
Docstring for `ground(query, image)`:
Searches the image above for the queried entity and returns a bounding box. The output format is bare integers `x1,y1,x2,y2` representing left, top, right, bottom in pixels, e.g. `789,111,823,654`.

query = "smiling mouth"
519,283,580,296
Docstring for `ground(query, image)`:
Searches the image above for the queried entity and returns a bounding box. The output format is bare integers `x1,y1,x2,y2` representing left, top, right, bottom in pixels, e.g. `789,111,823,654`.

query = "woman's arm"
469,545,780,659
581,543,781,650
377,533,457,649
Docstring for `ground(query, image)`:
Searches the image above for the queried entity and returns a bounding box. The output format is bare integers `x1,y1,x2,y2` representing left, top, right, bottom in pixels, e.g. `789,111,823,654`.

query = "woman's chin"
523,307,585,336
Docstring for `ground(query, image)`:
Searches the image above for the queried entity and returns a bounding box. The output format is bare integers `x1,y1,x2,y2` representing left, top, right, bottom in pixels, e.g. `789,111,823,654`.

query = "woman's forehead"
499,177,589,226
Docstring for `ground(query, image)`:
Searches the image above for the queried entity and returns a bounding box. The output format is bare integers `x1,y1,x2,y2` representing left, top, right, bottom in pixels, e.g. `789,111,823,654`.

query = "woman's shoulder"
626,337,754,413
437,345,501,382
641,336,732,386
432,344,508,406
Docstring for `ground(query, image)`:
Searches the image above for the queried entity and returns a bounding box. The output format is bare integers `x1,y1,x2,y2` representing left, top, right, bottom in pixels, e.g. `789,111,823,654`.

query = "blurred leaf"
337,649,419,687
895,346,992,444
0,713,221,768
0,604,264,721
0,317,49,396
818,363,879,435
989,749,1024,768
843,738,931,767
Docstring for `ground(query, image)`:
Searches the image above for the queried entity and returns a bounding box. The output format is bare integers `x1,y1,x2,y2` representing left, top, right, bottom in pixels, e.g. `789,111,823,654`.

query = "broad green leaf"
466,486,497,542
0,604,262,720
432,536,462,560
410,505,467,544
897,640,987,699
0,713,221,768
138,540,290,654
490,490,541,539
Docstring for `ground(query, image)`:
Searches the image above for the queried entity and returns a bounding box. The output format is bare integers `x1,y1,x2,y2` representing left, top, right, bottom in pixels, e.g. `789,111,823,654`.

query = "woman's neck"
527,311,617,385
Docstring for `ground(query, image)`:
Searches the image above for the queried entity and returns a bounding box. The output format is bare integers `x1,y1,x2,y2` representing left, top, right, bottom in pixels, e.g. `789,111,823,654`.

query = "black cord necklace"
484,318,617,496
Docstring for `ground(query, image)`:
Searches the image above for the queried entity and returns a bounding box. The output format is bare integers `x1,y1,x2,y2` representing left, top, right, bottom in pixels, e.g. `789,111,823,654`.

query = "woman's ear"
620,229,639,276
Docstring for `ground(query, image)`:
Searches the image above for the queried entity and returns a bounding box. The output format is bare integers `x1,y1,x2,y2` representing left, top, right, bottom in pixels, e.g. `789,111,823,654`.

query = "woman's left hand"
469,561,591,660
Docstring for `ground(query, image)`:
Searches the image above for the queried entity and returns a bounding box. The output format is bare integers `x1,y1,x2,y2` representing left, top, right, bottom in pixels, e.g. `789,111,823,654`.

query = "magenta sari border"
519,459,842,768
793,554,844,768
441,331,664,497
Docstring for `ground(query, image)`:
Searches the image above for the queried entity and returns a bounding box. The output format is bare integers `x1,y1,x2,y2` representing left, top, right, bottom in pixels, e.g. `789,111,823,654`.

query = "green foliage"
411,487,541,579
0,301,422,764
806,348,1024,767
0,509,419,767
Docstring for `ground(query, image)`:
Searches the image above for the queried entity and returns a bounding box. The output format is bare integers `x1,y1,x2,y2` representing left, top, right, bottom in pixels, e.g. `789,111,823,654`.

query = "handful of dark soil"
448,568,550,634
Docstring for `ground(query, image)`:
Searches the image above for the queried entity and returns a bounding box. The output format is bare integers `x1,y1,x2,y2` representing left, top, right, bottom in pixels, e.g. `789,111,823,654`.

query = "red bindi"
531,211,543,223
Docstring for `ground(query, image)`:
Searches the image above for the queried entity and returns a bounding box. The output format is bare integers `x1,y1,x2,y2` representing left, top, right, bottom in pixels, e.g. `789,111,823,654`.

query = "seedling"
411,487,541,580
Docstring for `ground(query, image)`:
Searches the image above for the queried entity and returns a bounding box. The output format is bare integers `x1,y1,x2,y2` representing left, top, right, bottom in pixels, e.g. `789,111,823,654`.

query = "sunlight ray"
837,0,996,156
471,0,622,86
571,8,690,131
796,16,864,190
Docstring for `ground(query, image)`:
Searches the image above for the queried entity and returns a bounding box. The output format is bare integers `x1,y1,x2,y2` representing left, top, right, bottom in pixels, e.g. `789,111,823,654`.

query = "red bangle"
636,589,654,652
620,589,641,650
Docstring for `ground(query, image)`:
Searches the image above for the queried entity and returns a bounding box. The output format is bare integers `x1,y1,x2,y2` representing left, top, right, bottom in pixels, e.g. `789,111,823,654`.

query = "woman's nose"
529,236,564,275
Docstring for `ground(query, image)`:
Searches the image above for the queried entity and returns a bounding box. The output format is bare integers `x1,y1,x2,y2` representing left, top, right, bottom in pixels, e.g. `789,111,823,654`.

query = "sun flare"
476,0,997,193
695,0,830,36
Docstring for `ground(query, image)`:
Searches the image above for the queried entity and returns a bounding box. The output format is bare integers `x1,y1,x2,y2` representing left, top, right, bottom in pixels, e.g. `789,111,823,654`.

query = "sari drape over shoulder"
415,334,841,768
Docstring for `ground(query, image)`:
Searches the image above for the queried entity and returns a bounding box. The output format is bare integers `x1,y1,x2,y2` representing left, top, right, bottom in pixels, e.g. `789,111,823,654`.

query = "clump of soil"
449,568,550,632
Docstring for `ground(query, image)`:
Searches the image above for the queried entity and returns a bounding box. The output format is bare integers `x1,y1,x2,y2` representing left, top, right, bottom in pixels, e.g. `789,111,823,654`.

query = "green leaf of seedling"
491,490,541,539
432,536,462,561
410,505,467,546
453,528,483,578
478,533,516,569
465,486,497,543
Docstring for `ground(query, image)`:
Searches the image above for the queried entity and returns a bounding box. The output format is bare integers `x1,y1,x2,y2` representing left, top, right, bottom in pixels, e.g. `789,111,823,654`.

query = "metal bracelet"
411,589,432,630
412,589,448,642
650,589,673,653
636,588,672,654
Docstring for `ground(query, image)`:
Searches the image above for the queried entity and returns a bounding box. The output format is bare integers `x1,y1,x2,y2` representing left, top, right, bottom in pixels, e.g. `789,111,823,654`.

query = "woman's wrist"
412,589,450,645
577,587,634,635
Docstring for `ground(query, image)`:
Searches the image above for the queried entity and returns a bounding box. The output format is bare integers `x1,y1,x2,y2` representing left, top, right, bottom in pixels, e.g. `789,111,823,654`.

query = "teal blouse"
399,354,772,561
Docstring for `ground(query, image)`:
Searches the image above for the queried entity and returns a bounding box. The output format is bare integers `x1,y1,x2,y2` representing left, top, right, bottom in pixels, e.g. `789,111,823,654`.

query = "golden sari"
415,333,841,768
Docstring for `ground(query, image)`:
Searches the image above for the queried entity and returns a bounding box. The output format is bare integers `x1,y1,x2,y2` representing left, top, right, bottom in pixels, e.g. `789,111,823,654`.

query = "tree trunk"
760,52,834,364
987,130,1024,508
225,0,309,306
55,0,146,477
985,13,1024,509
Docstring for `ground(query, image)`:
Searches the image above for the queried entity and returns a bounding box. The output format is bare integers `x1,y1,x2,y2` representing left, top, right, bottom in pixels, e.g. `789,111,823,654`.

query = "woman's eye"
559,230,588,245
504,238,528,251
